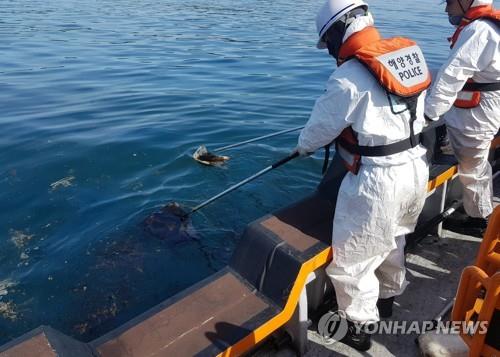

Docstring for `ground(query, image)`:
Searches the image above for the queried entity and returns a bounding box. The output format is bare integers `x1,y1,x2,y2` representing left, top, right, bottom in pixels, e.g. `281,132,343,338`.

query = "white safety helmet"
316,0,368,49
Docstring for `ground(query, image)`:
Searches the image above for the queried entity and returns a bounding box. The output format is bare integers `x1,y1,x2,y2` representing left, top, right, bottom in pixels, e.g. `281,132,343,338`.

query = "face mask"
324,21,346,60
326,35,342,59
448,15,463,26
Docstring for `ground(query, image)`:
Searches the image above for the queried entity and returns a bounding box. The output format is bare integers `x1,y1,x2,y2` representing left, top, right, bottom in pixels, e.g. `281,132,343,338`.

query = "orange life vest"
450,5,500,109
334,27,431,174
450,5,500,49
338,27,431,98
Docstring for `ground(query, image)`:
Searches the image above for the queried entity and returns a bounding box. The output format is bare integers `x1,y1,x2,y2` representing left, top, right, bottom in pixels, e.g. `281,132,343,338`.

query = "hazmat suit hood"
471,0,493,6
342,13,374,42
326,13,374,60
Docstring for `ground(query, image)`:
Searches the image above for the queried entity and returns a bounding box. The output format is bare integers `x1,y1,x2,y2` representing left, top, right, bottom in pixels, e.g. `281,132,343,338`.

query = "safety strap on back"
336,95,420,157
454,80,500,108
462,82,500,91
337,132,424,157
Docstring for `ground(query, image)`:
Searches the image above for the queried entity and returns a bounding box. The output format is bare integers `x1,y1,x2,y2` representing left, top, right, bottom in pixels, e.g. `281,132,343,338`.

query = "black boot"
443,210,488,237
339,320,372,352
377,296,395,319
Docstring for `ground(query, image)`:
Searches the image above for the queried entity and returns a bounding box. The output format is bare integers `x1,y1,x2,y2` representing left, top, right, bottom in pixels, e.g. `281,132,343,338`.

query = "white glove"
424,112,439,123
293,146,312,157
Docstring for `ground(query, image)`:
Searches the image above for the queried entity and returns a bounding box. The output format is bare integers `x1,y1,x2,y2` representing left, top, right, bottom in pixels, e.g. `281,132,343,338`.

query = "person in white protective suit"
293,0,434,351
425,0,500,229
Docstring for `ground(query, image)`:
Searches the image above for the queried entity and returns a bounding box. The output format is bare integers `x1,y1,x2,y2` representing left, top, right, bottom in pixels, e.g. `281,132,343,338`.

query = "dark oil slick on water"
2,0,495,346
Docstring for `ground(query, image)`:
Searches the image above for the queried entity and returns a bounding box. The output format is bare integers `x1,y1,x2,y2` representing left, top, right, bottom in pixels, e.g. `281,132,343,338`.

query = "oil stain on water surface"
2,0,492,345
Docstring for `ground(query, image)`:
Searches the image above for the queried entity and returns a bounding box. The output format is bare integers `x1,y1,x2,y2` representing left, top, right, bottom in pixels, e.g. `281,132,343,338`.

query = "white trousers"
447,126,494,218
326,156,429,323
327,235,407,323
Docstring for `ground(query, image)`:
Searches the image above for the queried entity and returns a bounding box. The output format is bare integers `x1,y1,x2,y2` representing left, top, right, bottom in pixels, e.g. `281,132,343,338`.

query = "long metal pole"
405,200,462,252
186,152,299,217
213,126,304,152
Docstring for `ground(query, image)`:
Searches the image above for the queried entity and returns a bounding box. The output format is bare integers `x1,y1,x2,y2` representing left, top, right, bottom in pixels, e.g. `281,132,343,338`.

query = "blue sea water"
1,0,497,345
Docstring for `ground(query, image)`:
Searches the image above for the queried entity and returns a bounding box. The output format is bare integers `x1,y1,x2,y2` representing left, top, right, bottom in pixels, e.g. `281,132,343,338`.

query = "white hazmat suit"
297,16,430,323
425,1,500,218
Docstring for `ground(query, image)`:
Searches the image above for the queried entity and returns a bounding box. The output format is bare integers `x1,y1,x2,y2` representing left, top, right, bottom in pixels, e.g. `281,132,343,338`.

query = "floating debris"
0,301,18,321
0,279,17,297
142,203,196,242
50,176,75,191
72,295,120,336
192,145,229,166
9,229,34,249
93,237,144,271
90,301,119,320
20,252,29,260
73,322,89,335
71,282,88,294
